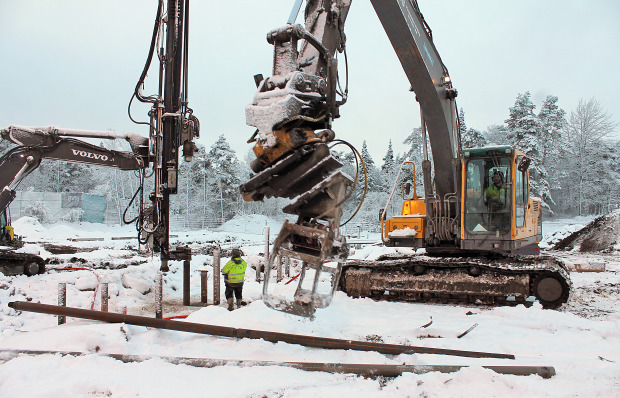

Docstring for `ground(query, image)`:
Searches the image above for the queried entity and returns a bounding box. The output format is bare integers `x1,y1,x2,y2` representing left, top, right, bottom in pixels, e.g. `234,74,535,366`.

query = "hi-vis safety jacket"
222,257,247,284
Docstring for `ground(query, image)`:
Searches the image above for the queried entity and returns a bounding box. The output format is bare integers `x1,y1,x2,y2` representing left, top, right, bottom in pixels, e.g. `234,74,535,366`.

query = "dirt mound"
553,209,620,252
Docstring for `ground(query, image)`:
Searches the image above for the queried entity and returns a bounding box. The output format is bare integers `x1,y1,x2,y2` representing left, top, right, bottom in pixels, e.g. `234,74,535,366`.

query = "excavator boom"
0,125,150,216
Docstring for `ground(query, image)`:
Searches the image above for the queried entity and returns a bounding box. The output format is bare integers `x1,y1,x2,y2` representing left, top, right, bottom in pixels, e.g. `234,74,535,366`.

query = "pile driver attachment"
241,1,353,315
240,142,352,316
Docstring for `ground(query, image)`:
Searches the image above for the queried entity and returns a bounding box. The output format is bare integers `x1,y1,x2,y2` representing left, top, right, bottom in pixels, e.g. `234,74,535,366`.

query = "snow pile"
215,214,283,235
388,226,417,237
552,209,620,252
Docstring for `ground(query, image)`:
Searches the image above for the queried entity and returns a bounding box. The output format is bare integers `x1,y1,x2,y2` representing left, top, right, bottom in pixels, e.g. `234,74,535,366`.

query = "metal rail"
9,301,513,359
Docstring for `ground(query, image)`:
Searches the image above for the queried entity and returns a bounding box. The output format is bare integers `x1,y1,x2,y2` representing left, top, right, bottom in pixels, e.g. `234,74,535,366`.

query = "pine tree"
359,140,381,192
205,135,241,224
360,140,375,170
506,92,541,146
537,95,567,211
537,95,566,165
457,108,488,149
458,108,467,138
462,128,487,149
403,128,424,164
379,140,396,190
381,139,395,173
484,124,509,145
506,92,553,210
402,127,427,196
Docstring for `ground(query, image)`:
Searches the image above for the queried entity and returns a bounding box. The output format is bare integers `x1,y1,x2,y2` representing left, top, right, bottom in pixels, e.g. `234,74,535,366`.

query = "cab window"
515,156,528,228
464,157,511,234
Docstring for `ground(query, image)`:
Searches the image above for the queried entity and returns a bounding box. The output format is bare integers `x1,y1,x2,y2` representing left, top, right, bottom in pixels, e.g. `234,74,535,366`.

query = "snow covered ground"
0,215,619,397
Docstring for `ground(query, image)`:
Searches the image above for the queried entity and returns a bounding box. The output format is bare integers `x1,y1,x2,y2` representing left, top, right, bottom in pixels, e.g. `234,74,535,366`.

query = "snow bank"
552,209,620,252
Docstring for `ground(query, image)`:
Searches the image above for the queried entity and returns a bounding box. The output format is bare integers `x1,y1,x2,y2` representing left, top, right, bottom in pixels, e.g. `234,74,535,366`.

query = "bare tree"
565,98,618,215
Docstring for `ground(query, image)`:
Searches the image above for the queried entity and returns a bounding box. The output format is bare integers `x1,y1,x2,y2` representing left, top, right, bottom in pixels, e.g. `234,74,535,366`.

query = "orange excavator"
240,0,570,315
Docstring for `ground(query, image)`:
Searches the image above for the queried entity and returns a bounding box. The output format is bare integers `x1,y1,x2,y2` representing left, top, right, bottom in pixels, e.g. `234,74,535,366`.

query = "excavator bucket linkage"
262,220,348,317
241,144,352,316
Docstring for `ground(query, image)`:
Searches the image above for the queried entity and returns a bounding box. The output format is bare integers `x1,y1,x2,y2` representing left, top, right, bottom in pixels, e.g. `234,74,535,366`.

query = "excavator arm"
242,0,355,315
371,0,459,198
0,125,150,216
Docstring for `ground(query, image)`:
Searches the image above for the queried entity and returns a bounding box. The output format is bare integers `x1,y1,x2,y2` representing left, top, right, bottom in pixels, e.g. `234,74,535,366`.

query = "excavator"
240,0,571,314
0,207,47,276
1,0,569,311
0,125,151,276
0,0,199,275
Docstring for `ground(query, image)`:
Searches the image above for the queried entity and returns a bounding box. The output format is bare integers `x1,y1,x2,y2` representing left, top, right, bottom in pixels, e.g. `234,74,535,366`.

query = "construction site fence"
9,191,382,234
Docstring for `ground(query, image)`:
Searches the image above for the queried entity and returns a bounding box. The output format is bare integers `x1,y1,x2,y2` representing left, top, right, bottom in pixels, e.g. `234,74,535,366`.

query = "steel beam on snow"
0,349,556,379
9,301,513,359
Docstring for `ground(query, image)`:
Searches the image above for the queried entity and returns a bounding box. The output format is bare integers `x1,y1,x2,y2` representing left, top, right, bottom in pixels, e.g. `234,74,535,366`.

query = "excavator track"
0,249,46,276
340,253,571,309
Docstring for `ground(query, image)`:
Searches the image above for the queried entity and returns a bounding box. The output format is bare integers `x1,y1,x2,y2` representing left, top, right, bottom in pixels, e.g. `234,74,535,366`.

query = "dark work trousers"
224,282,243,301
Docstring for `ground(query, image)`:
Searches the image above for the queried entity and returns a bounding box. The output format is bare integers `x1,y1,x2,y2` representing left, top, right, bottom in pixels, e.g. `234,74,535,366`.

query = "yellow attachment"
253,127,322,168
5,226,14,242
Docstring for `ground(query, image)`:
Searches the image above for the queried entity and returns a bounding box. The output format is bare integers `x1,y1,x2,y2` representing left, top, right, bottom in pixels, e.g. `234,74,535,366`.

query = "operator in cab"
485,171,507,210
222,248,247,311
484,171,510,230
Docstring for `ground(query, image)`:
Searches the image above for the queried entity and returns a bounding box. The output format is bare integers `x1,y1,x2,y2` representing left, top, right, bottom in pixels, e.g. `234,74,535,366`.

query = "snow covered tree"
506,92,541,149
458,108,467,138
456,108,487,149
56,162,96,193
359,140,382,192
588,140,620,214
538,95,566,165
506,92,553,210
537,95,567,211
562,98,618,215
23,201,50,223
462,128,487,149
484,124,509,145
172,144,211,228
380,139,398,191
402,127,426,196
204,135,242,224
381,139,395,174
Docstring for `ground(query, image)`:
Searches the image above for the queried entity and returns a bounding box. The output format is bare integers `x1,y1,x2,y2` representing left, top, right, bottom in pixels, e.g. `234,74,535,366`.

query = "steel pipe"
9,301,514,359
0,349,555,378
213,250,221,305
183,259,190,306
58,283,66,325
200,270,208,304
101,283,108,312
155,272,163,319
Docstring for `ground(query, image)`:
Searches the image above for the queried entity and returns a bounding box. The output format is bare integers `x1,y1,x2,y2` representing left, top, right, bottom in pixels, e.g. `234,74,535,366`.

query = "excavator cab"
461,146,542,254
464,152,512,235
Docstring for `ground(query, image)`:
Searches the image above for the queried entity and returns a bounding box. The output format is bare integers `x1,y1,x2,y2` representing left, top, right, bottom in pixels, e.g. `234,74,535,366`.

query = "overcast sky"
1,0,619,162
